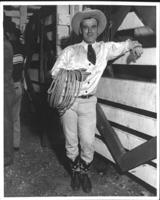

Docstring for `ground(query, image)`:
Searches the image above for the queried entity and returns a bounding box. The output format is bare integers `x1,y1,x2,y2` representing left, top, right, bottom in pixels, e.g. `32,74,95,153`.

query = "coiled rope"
47,69,83,116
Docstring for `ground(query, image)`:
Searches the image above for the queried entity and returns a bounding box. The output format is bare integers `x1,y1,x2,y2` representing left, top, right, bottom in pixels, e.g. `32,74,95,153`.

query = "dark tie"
87,44,96,65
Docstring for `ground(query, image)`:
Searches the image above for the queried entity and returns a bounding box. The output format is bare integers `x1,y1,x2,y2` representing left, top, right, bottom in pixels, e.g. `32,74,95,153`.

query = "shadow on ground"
4,94,156,197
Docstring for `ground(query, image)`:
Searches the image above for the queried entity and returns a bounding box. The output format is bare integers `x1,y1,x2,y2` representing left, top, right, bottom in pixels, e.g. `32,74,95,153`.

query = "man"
6,26,24,151
4,24,15,166
50,8,143,193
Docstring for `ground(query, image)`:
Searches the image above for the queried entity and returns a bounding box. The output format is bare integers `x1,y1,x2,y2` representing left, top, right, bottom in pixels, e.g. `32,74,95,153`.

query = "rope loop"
47,69,83,116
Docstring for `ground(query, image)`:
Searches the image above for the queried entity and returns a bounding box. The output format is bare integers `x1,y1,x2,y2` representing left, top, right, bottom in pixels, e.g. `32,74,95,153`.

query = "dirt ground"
4,95,156,198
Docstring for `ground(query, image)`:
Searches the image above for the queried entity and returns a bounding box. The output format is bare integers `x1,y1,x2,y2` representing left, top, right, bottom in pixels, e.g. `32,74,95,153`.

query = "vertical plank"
20,6,27,33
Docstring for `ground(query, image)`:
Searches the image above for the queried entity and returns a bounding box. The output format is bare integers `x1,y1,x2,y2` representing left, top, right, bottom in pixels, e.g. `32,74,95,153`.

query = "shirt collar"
81,40,97,50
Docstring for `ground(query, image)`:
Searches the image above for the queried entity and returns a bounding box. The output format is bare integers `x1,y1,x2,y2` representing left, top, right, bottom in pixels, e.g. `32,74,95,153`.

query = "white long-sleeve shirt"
51,40,130,96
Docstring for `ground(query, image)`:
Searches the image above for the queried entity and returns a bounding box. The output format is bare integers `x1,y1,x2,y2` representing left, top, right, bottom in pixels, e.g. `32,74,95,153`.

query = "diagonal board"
96,103,126,165
96,103,157,172
119,136,157,171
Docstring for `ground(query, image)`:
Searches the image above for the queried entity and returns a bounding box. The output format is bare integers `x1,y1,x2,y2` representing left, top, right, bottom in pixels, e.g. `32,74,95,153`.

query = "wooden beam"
96,128,157,165
96,103,126,164
96,78,156,112
108,64,156,82
99,104,157,137
94,137,157,188
119,137,157,172
20,6,27,33
113,48,156,66
96,103,157,172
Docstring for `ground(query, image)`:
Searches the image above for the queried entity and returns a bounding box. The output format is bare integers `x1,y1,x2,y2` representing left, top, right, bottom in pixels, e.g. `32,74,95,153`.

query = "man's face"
80,18,98,44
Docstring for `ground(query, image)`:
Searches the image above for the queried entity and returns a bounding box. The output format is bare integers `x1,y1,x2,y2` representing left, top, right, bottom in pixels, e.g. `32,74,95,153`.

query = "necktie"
87,44,96,65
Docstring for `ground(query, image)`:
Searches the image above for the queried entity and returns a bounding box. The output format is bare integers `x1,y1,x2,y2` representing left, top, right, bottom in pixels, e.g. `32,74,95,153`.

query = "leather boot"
68,156,81,191
80,159,92,193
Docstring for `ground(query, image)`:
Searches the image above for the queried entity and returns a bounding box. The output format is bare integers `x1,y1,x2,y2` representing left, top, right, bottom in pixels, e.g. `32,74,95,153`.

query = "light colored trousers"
13,82,23,148
61,96,97,164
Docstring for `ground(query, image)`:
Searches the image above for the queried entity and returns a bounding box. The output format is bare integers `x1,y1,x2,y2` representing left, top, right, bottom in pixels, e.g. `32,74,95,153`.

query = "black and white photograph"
1,1,159,199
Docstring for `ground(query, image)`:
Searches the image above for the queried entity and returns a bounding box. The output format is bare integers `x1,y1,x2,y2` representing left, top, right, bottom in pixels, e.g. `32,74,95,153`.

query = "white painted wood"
4,10,20,17
56,45,63,56
57,5,69,15
56,5,70,55
129,165,157,188
70,5,83,19
96,78,156,112
96,129,157,164
118,11,144,31
99,104,157,137
20,6,27,33
113,48,156,65
56,24,69,55
94,136,114,162
57,26,69,40
58,14,70,26
94,138,157,188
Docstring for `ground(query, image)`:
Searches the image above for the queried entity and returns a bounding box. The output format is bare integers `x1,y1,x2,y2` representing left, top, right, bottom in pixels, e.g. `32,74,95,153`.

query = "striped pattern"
13,54,23,65
95,6,157,189
99,104,156,137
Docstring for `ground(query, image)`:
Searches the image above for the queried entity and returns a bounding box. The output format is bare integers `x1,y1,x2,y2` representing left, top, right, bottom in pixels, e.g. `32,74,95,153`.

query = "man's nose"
88,28,93,34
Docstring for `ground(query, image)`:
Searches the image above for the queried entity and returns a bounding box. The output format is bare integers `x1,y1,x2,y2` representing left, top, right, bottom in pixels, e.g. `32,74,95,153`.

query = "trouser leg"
13,83,22,148
78,96,97,163
60,101,81,190
78,96,97,193
60,97,97,192
4,92,14,166
60,102,79,161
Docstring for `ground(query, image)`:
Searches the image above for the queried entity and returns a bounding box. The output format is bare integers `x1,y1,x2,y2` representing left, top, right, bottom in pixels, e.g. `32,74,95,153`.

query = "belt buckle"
83,94,91,98
79,94,93,99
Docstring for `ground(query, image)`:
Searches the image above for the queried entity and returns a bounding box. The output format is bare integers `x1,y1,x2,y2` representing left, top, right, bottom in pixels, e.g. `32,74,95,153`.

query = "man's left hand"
128,40,143,58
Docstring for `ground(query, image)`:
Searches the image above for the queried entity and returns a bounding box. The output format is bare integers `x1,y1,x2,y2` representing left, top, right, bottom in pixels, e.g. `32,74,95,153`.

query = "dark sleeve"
4,40,14,91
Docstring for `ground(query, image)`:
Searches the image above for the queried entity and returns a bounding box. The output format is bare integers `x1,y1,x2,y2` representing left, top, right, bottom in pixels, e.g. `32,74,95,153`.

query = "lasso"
47,69,83,116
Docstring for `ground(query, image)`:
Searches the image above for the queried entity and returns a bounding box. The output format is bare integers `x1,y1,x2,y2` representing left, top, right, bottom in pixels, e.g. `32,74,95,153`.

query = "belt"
78,95,93,99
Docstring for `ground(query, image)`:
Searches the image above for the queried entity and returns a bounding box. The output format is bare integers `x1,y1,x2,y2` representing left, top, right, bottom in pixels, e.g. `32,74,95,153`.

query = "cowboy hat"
71,8,107,36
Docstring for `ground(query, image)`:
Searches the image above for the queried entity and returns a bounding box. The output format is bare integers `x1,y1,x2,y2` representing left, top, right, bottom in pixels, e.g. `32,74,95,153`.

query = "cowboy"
50,8,143,193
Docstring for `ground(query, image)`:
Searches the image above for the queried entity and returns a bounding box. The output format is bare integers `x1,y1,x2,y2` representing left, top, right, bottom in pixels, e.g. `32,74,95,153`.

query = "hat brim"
71,9,107,36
